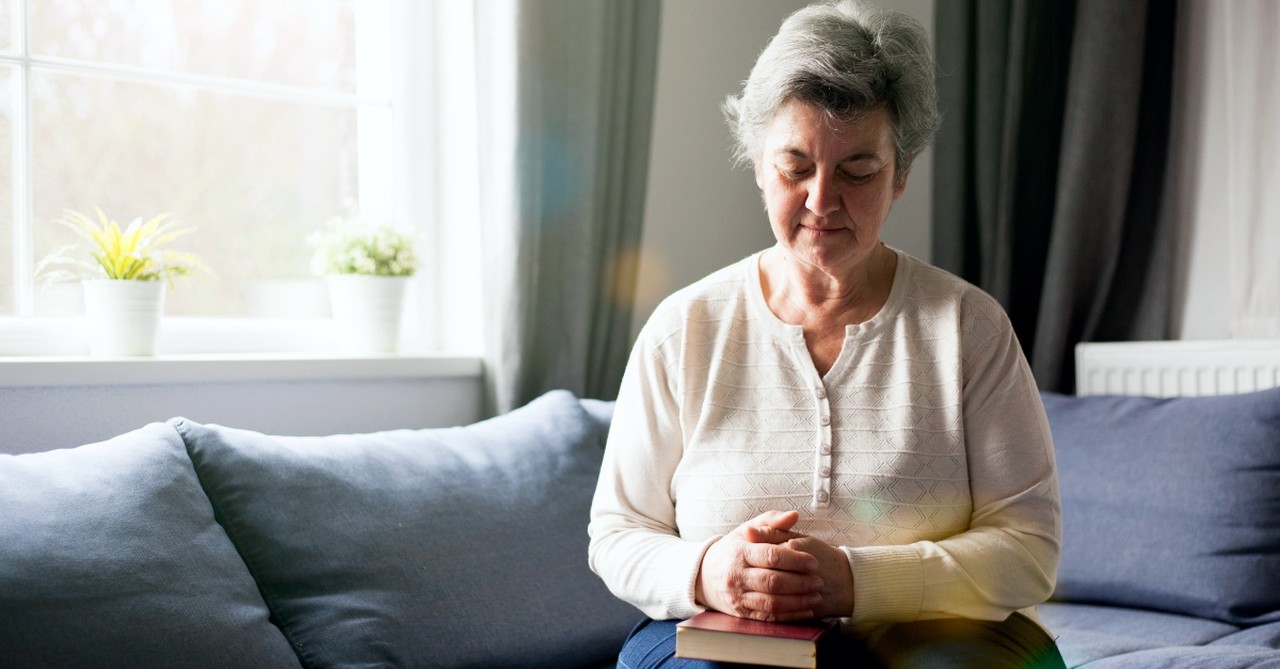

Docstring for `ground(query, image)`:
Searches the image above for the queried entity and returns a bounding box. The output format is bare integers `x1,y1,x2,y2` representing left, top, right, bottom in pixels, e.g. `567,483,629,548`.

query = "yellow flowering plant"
37,208,207,284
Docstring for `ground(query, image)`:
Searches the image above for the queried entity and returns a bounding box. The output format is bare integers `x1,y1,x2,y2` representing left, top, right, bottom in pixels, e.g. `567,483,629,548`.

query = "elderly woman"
588,1,1064,667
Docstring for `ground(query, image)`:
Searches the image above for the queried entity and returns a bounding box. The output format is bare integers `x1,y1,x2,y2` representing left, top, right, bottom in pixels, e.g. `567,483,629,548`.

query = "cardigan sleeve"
845,315,1062,623
587,311,717,621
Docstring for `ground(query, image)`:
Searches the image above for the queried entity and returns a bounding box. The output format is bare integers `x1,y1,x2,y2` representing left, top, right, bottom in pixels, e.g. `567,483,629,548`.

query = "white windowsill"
0,353,484,388
0,316,485,387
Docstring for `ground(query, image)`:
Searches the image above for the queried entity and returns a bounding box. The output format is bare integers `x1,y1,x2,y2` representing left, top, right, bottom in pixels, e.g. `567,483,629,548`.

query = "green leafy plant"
37,208,207,284
309,218,418,277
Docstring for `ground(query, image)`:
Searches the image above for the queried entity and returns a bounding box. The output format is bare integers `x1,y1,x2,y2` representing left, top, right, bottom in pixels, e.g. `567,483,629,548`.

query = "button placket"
813,382,833,509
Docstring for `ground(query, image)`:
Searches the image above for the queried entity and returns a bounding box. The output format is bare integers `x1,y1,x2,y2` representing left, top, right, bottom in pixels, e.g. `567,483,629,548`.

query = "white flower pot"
83,280,166,357
325,275,408,354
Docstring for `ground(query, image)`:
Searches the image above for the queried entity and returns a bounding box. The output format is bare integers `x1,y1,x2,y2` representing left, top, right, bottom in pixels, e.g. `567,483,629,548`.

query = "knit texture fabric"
588,249,1061,625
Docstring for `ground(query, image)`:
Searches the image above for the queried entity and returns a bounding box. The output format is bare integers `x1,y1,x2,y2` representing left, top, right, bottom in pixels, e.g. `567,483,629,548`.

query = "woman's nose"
805,174,841,216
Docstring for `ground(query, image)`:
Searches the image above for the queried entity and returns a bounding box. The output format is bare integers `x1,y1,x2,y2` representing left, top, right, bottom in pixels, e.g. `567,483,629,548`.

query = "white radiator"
1074,339,1280,397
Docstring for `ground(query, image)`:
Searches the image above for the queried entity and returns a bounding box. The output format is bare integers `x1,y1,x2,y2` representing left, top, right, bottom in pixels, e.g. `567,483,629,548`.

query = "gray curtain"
478,0,661,415
933,0,1177,393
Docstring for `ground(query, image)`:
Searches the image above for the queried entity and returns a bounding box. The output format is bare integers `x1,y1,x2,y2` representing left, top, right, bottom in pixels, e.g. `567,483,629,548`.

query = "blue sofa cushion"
0,423,301,669
1083,646,1280,668
1213,621,1280,649
173,389,639,669
1038,602,1241,667
1042,388,1280,625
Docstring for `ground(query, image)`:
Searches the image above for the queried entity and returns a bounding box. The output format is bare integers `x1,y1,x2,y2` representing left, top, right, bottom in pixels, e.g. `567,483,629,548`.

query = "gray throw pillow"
173,389,639,669
1043,388,1280,624
0,423,301,669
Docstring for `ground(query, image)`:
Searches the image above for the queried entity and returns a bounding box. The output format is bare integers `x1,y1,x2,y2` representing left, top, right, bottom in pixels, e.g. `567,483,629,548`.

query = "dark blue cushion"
1043,388,1280,625
0,423,301,669
173,390,638,669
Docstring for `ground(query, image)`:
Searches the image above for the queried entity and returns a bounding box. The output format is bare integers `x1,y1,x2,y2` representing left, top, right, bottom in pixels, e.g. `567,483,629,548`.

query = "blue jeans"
616,613,1066,669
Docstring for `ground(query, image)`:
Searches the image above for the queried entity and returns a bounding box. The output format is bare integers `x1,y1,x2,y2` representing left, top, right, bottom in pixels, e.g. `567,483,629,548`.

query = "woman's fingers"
738,509,805,545
737,589,825,617
752,509,802,530
742,540,819,574
709,568,824,621
742,523,803,544
698,545,819,600
784,536,856,619
740,564,824,595
696,510,833,620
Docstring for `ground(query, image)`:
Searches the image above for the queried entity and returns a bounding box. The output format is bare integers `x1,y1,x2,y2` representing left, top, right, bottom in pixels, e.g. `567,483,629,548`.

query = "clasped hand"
695,510,854,622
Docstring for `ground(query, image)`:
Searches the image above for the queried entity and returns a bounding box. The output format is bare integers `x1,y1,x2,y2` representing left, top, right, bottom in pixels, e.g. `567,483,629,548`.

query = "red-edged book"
675,611,836,668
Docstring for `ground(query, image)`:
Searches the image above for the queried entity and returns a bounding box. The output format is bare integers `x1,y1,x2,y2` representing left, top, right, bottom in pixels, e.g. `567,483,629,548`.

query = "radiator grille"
1075,340,1280,397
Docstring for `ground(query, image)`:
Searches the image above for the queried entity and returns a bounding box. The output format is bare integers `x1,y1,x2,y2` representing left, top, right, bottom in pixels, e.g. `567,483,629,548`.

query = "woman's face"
754,100,906,276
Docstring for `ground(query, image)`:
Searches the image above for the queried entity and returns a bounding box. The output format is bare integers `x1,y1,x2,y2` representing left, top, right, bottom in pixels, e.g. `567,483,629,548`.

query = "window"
0,0,482,356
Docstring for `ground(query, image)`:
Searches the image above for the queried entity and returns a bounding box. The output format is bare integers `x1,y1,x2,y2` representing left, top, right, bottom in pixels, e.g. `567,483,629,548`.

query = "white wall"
0,374,481,455
631,0,935,341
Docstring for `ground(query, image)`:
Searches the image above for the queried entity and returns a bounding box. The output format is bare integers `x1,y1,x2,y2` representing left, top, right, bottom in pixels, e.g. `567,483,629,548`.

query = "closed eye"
776,163,877,184
778,165,813,180
839,164,880,184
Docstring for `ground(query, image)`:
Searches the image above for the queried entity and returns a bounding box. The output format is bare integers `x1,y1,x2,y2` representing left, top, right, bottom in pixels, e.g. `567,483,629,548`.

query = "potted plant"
37,208,205,357
309,217,418,354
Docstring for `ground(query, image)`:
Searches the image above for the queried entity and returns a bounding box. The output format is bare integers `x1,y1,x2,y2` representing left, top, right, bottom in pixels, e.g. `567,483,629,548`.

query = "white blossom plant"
309,218,419,278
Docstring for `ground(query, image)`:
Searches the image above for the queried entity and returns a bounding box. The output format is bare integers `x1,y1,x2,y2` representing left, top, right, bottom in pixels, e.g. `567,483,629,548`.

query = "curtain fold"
476,0,661,415
933,0,1177,393
933,0,1076,350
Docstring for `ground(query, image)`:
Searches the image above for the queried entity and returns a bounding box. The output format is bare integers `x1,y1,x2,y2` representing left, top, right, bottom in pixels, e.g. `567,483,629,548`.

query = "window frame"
0,0,483,360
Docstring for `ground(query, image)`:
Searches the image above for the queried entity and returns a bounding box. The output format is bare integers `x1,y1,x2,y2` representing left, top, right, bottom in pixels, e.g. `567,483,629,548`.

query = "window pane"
30,0,361,93
0,66,12,316
0,1,13,53
31,69,362,317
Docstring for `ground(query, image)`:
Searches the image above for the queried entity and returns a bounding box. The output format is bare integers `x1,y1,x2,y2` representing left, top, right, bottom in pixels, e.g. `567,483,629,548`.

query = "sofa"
0,390,637,669
1037,387,1280,668
2,386,1278,668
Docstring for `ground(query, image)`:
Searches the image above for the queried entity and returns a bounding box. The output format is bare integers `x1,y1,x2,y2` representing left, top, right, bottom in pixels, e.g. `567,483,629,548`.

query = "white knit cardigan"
588,248,1061,627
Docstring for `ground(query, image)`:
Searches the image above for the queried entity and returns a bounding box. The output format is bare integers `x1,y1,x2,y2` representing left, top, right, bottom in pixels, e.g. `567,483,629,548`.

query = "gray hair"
723,0,939,184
